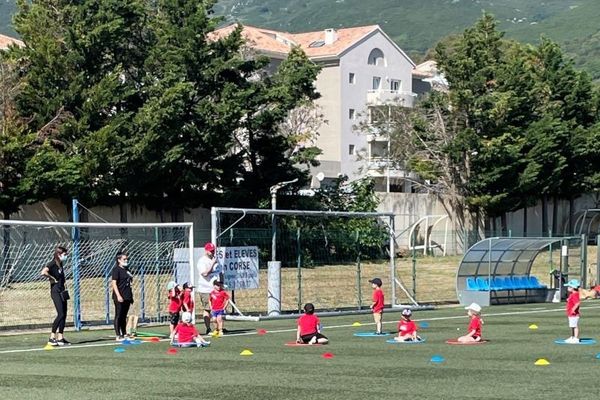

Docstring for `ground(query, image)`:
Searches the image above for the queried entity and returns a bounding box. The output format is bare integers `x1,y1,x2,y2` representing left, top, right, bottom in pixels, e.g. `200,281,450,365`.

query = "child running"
171,311,210,347
369,278,385,335
458,303,483,343
209,281,229,337
565,279,581,343
296,303,329,345
167,281,182,339
394,308,420,342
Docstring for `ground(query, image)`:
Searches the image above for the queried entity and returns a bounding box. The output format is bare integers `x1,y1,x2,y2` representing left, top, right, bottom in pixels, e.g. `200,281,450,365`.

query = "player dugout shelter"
456,237,579,306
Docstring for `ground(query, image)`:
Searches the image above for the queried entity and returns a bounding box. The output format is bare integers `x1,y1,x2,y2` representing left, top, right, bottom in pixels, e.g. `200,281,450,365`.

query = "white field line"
2,304,599,355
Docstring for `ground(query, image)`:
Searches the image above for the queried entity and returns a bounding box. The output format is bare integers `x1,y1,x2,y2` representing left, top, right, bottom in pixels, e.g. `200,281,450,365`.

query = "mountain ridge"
2,0,599,79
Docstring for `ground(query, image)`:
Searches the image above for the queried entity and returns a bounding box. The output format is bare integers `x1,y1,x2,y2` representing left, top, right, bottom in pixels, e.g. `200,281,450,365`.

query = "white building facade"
213,24,422,192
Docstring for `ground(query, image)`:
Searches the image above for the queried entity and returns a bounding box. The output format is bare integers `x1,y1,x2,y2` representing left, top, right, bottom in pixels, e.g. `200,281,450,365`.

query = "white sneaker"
565,337,579,344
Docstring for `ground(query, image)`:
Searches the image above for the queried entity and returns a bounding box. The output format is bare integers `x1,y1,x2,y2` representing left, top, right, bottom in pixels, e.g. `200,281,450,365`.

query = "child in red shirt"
458,303,483,343
171,311,210,347
394,308,420,342
182,282,194,314
209,281,230,337
296,303,329,345
565,279,581,343
369,278,385,335
167,281,182,339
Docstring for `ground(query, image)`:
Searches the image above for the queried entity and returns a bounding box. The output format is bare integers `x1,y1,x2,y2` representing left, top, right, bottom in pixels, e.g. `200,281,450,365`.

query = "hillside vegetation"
2,0,600,79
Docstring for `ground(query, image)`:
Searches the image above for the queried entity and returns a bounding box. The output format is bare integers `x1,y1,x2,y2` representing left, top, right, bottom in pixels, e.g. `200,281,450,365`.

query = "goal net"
0,220,193,331
211,207,419,317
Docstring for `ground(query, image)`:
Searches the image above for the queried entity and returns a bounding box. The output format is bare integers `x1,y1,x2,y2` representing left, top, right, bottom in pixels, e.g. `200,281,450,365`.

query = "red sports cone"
257,329,267,336
322,352,334,359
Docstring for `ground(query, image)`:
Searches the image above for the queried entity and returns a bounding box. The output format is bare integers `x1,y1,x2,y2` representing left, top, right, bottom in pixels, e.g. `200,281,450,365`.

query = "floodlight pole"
270,178,298,262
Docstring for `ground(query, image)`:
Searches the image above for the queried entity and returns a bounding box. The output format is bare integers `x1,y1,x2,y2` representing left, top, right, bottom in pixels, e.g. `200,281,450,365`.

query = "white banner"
215,246,260,290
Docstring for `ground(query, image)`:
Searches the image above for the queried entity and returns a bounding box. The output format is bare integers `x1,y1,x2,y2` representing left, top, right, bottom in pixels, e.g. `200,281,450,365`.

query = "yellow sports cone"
534,358,550,366
240,349,253,356
352,322,362,327
529,324,538,330
44,344,55,351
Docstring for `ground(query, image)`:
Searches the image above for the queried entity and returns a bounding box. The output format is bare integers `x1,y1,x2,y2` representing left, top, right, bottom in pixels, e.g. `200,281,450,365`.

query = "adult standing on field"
111,252,134,341
196,242,220,334
41,246,71,346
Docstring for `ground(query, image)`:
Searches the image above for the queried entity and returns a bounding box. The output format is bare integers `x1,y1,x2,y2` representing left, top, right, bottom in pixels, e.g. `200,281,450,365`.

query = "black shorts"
300,332,327,344
169,312,180,325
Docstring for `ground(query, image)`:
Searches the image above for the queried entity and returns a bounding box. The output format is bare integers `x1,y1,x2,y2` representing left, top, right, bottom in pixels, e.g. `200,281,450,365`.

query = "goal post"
0,220,194,331
211,207,420,317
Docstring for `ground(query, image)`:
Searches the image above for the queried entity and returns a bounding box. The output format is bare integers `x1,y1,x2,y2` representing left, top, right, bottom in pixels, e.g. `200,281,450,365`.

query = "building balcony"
366,159,417,179
366,133,389,142
367,90,416,107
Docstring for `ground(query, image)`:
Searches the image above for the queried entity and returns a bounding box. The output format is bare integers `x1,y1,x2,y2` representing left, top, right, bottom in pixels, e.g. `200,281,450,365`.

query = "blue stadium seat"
514,276,530,289
476,277,490,291
501,276,516,290
497,276,512,290
490,277,504,290
466,277,479,291
528,276,546,289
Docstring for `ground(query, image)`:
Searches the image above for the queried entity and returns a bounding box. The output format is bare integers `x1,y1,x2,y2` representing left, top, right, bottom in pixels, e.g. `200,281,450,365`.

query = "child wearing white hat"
458,303,483,343
564,279,581,344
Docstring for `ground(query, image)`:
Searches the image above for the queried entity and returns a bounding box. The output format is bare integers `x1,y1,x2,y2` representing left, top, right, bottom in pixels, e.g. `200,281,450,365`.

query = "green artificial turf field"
1,303,599,400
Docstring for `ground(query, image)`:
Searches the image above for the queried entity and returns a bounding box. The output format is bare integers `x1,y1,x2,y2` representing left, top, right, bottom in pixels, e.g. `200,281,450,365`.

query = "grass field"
1,302,600,399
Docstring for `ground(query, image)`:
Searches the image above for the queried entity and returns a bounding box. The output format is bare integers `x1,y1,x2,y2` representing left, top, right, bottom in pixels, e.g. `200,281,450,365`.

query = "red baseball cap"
204,242,216,252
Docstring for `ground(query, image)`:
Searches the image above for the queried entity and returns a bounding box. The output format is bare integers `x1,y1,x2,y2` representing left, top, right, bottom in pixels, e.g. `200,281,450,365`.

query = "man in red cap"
196,242,219,334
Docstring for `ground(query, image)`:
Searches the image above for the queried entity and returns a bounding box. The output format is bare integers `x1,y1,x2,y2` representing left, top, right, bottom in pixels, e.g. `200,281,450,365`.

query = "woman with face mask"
111,252,134,341
41,246,71,346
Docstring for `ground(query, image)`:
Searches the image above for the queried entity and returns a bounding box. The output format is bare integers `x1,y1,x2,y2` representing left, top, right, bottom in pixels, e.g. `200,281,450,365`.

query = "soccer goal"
211,207,421,318
0,220,194,331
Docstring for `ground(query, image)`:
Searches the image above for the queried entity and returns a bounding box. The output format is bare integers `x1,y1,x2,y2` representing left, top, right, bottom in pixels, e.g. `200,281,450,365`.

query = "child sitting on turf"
209,281,229,337
182,282,194,314
296,303,329,345
565,279,581,343
458,303,483,343
171,311,210,347
369,278,385,335
167,281,182,339
394,308,420,342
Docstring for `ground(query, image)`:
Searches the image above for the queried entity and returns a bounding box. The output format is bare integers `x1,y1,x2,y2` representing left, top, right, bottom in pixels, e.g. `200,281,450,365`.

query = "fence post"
390,215,396,306
104,261,111,324
297,228,302,312
581,234,587,287
596,235,600,286
155,227,161,322
140,262,146,321
355,230,362,309
71,198,82,331
411,228,417,300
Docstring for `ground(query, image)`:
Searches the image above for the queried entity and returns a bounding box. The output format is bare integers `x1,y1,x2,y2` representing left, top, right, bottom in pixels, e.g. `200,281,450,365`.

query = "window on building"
367,48,386,66
349,144,355,155
309,40,325,48
349,73,355,84
390,79,401,92
372,76,381,90
349,109,355,120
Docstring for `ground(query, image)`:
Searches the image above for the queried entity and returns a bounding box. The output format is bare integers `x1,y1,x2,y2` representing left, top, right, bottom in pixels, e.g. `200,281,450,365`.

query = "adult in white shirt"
196,242,219,334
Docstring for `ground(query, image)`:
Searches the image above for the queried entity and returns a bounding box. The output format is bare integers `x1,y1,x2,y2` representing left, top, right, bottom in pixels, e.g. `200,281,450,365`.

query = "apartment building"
213,24,427,192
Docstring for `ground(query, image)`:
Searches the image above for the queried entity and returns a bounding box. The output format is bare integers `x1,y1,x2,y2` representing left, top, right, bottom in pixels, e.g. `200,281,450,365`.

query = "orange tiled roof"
211,24,380,59
0,34,24,50
413,60,438,78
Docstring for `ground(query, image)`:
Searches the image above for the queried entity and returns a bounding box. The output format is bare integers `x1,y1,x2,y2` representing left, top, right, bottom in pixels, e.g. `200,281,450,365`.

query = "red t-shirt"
468,316,482,338
397,319,417,336
182,289,194,312
168,289,182,313
210,289,229,311
297,313,320,336
566,291,580,316
372,289,384,313
175,322,198,343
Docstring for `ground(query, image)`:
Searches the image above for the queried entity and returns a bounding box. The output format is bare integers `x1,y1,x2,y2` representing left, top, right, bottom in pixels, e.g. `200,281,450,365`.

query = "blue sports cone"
430,355,445,363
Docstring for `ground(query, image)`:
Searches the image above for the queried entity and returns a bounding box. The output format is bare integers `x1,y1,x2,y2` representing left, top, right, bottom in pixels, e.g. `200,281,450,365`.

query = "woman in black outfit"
111,252,133,341
41,246,71,346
